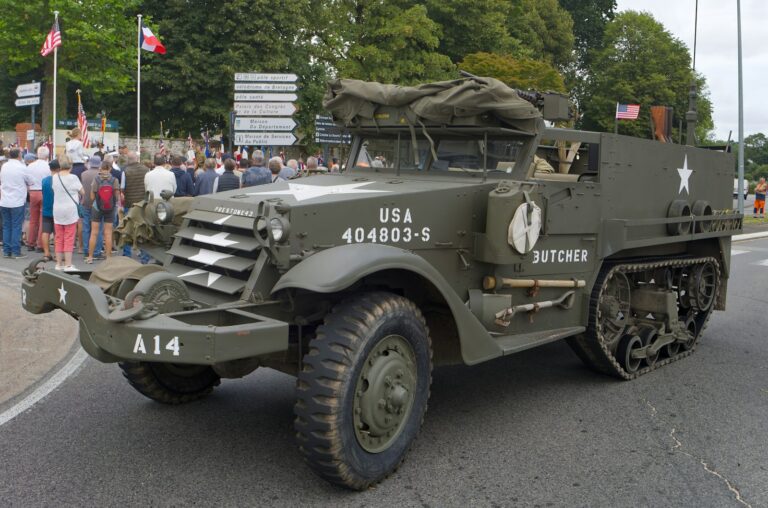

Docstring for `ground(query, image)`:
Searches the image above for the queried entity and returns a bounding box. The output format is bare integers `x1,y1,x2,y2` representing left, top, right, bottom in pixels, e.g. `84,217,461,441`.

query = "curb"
733,231,768,242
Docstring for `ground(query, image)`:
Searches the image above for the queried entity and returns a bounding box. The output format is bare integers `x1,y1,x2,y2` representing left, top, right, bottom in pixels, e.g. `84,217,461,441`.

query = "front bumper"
21,270,288,365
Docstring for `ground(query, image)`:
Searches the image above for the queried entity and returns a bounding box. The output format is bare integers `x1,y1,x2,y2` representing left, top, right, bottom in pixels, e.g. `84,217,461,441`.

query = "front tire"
119,362,220,404
294,292,432,490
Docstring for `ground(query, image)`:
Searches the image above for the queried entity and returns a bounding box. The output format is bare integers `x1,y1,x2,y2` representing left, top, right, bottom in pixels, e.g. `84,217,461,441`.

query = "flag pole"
614,103,619,134
137,14,142,156
52,10,59,158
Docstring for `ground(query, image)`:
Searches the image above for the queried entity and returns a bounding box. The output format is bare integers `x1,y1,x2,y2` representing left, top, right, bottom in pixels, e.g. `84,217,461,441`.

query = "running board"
494,326,585,355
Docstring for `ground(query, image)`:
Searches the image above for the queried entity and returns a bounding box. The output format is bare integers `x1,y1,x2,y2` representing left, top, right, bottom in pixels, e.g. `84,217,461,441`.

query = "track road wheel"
617,334,643,374
118,362,220,404
294,292,432,490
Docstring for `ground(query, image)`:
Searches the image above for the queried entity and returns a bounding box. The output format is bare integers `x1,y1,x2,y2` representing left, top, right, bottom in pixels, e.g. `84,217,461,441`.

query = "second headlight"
269,217,289,243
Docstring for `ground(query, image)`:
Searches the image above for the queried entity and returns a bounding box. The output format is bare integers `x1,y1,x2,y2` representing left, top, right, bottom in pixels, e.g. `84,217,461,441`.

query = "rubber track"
568,257,720,380
294,292,432,490
118,362,220,405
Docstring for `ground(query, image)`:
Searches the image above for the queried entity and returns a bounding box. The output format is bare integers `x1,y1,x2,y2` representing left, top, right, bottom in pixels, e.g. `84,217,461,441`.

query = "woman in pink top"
51,154,84,271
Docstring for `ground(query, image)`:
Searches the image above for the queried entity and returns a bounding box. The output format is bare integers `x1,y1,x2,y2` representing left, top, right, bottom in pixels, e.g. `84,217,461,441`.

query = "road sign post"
233,72,300,147
16,81,41,150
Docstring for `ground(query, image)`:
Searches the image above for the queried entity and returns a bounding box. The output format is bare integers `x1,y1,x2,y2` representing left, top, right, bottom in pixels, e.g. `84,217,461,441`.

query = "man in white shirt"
26,146,52,251
144,153,177,199
0,148,34,258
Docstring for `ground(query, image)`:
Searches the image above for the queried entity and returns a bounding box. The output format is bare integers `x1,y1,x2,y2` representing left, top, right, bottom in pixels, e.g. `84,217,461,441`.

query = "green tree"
508,0,575,69
334,2,455,84
580,11,713,140
128,0,328,143
559,0,616,69
424,0,523,63
459,52,566,92
0,0,140,133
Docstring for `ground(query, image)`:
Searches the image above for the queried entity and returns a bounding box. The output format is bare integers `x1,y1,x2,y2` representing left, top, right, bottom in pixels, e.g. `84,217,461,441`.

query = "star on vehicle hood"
246,182,390,202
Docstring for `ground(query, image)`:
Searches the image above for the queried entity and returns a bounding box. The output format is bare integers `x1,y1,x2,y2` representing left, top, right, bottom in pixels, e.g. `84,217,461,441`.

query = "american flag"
77,92,90,148
616,103,640,120
158,138,166,155
40,18,62,57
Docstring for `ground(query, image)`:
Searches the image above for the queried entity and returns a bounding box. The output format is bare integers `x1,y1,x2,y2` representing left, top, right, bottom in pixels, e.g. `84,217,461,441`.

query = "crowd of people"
0,130,338,269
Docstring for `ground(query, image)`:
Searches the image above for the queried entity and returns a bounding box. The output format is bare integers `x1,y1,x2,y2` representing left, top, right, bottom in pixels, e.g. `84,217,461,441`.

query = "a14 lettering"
133,333,180,357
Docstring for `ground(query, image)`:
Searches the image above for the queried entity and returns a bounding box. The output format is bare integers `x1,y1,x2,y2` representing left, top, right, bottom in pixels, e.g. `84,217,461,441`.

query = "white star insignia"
58,283,68,305
188,248,233,266
178,268,222,287
192,231,238,247
247,182,390,202
677,155,693,194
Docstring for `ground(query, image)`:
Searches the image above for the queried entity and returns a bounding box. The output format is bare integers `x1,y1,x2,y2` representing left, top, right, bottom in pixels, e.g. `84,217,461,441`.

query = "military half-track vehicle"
21,77,741,490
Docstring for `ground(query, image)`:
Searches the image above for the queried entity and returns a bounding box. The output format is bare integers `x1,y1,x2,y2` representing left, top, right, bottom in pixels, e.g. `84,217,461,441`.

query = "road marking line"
755,259,768,266
0,349,88,428
731,249,748,256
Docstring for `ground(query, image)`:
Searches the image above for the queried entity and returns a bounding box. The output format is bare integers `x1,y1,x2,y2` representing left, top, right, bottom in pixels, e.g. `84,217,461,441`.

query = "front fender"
272,244,502,365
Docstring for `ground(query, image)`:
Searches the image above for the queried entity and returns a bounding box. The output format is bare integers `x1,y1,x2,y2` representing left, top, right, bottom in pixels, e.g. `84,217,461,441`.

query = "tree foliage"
460,52,566,92
0,0,731,145
508,0,575,69
580,11,713,140
335,2,455,84
0,0,140,131
424,0,521,63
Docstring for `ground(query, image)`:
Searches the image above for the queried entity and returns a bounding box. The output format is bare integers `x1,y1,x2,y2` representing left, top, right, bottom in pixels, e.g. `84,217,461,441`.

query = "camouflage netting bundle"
323,77,542,132
115,197,195,249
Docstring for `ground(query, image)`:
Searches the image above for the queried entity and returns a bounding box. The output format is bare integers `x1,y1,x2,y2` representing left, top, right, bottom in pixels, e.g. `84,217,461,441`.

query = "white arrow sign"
16,82,41,97
15,96,41,107
234,92,298,102
235,82,297,92
234,102,297,116
234,132,297,146
234,117,297,132
234,73,298,82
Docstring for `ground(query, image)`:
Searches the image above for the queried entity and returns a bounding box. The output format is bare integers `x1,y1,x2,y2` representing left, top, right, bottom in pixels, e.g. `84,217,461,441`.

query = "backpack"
95,176,116,211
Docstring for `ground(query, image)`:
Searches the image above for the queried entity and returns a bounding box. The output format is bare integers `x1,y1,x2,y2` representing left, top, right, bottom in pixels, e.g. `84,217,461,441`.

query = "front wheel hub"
354,335,417,453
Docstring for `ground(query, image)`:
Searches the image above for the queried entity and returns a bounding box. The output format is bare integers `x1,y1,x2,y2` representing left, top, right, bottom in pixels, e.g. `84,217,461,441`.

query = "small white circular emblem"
508,201,542,254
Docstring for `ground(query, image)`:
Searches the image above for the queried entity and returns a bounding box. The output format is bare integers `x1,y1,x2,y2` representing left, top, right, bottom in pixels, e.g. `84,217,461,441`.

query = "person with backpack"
85,160,120,264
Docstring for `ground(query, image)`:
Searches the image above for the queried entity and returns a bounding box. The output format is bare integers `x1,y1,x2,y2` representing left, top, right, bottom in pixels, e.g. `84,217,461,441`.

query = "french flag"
140,23,166,54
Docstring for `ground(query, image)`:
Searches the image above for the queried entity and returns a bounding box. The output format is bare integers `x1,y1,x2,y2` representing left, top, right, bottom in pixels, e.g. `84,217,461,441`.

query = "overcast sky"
614,0,766,140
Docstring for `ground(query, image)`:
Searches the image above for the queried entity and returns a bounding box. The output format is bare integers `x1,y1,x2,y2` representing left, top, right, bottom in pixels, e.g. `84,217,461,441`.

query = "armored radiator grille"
165,210,258,295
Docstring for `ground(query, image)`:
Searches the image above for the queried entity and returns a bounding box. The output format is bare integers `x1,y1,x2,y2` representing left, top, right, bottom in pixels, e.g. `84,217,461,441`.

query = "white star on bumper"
247,182,389,202
58,283,67,305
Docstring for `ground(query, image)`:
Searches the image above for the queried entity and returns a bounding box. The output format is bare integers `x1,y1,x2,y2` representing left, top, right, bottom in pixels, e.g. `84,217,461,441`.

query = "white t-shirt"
65,139,85,164
27,160,51,190
0,159,33,208
52,173,83,225
144,166,177,199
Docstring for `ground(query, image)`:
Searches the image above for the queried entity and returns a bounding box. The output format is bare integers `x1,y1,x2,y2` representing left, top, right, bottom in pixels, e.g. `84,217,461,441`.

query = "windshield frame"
346,127,537,181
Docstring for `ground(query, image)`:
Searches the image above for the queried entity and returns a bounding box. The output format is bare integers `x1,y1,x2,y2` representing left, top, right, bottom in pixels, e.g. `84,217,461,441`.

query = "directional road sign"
235,132,297,146
234,102,297,116
15,96,41,107
16,82,41,98
234,117,297,132
234,73,298,82
234,92,298,102
315,133,352,144
235,82,298,92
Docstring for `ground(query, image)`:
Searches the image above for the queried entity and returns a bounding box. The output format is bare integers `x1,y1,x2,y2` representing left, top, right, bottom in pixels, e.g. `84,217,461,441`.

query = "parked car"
734,178,749,199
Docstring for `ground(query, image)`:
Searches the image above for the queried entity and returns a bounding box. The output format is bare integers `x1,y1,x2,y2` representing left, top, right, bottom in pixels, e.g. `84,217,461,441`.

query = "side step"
495,326,585,356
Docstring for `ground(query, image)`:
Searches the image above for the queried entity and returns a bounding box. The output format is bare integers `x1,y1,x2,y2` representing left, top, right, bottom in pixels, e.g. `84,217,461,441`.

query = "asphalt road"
1,239,768,507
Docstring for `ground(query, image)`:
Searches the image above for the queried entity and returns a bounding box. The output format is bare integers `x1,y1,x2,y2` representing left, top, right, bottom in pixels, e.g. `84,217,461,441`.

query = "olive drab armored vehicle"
21,77,741,490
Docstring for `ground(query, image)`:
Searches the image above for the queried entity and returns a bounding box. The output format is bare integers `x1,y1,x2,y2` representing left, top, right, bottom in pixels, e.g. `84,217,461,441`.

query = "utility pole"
737,0,745,214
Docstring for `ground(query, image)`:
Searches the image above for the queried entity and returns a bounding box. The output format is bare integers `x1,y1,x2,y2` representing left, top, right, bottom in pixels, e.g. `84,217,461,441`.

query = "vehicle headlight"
155,202,173,224
269,217,289,243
